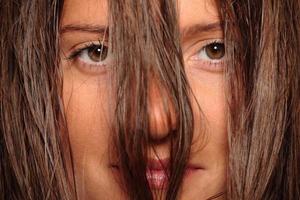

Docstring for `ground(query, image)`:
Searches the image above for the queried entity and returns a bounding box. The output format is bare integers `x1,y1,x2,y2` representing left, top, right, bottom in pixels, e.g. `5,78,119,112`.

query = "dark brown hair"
0,0,299,200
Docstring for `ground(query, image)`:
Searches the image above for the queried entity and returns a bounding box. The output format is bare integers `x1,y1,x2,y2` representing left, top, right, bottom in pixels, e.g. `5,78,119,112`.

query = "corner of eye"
60,50,71,61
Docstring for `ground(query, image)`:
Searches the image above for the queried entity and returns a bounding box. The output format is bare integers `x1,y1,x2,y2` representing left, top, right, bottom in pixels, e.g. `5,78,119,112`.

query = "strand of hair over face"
108,0,194,199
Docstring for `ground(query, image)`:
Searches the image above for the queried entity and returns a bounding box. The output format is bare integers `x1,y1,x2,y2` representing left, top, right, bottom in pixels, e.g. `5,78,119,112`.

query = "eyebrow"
181,21,223,38
60,24,108,35
60,21,222,36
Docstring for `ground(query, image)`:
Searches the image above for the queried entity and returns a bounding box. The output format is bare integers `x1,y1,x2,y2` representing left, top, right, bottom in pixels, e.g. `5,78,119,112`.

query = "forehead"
61,0,108,26
61,0,220,28
179,0,220,27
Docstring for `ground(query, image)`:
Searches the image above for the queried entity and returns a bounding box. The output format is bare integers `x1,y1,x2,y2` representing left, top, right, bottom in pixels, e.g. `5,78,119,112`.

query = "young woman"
0,0,299,200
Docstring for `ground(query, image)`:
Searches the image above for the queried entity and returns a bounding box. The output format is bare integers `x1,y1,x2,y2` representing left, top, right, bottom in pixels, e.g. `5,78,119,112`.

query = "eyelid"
63,40,111,75
190,39,224,60
185,39,226,73
184,38,224,60
197,39,224,54
66,41,105,60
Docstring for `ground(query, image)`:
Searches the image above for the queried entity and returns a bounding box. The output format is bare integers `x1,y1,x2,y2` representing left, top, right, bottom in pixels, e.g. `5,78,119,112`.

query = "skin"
60,0,227,199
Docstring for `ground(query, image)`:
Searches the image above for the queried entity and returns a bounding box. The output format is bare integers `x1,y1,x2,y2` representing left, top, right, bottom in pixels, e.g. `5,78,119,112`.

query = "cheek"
62,68,122,198
188,69,228,168
63,86,110,164
188,71,227,142
63,70,112,163
182,72,227,199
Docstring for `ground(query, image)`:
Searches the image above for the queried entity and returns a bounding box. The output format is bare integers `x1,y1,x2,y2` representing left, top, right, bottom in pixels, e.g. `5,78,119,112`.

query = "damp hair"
221,0,300,199
108,0,193,199
0,0,299,200
0,0,73,199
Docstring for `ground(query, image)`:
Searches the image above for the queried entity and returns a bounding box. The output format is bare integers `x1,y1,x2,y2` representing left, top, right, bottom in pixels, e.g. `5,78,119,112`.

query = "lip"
146,158,204,190
109,159,204,190
146,159,169,190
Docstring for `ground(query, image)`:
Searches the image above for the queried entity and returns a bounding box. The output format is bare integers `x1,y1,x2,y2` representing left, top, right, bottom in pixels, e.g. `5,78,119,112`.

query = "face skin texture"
60,0,227,199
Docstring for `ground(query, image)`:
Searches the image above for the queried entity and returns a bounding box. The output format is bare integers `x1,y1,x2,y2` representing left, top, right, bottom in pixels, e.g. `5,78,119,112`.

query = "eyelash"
67,40,225,74
67,41,109,73
187,39,226,72
68,43,93,59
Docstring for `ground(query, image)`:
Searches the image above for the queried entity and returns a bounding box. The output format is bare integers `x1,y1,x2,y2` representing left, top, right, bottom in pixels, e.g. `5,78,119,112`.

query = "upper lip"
147,158,170,170
147,158,204,171
110,158,205,171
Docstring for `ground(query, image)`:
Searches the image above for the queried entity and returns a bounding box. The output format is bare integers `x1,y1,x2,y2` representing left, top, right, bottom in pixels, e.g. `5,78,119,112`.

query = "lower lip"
146,168,200,190
146,169,168,189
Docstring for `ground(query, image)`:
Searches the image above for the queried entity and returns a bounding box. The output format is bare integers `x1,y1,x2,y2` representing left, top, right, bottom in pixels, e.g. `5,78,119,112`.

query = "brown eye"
205,42,225,59
87,44,108,62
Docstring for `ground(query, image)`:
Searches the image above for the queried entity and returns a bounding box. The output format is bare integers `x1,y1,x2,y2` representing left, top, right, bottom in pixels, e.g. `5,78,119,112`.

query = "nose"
148,83,177,141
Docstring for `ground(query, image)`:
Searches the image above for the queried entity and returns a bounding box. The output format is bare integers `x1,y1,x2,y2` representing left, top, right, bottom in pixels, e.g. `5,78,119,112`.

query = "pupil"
88,45,108,62
206,43,225,59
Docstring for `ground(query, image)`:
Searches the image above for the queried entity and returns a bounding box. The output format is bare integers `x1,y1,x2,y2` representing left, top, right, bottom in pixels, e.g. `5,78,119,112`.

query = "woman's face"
60,0,227,199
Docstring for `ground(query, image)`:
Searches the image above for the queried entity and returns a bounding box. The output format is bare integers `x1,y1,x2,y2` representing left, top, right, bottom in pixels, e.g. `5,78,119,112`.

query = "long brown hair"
109,0,193,199
0,0,73,199
221,0,300,199
0,0,299,200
